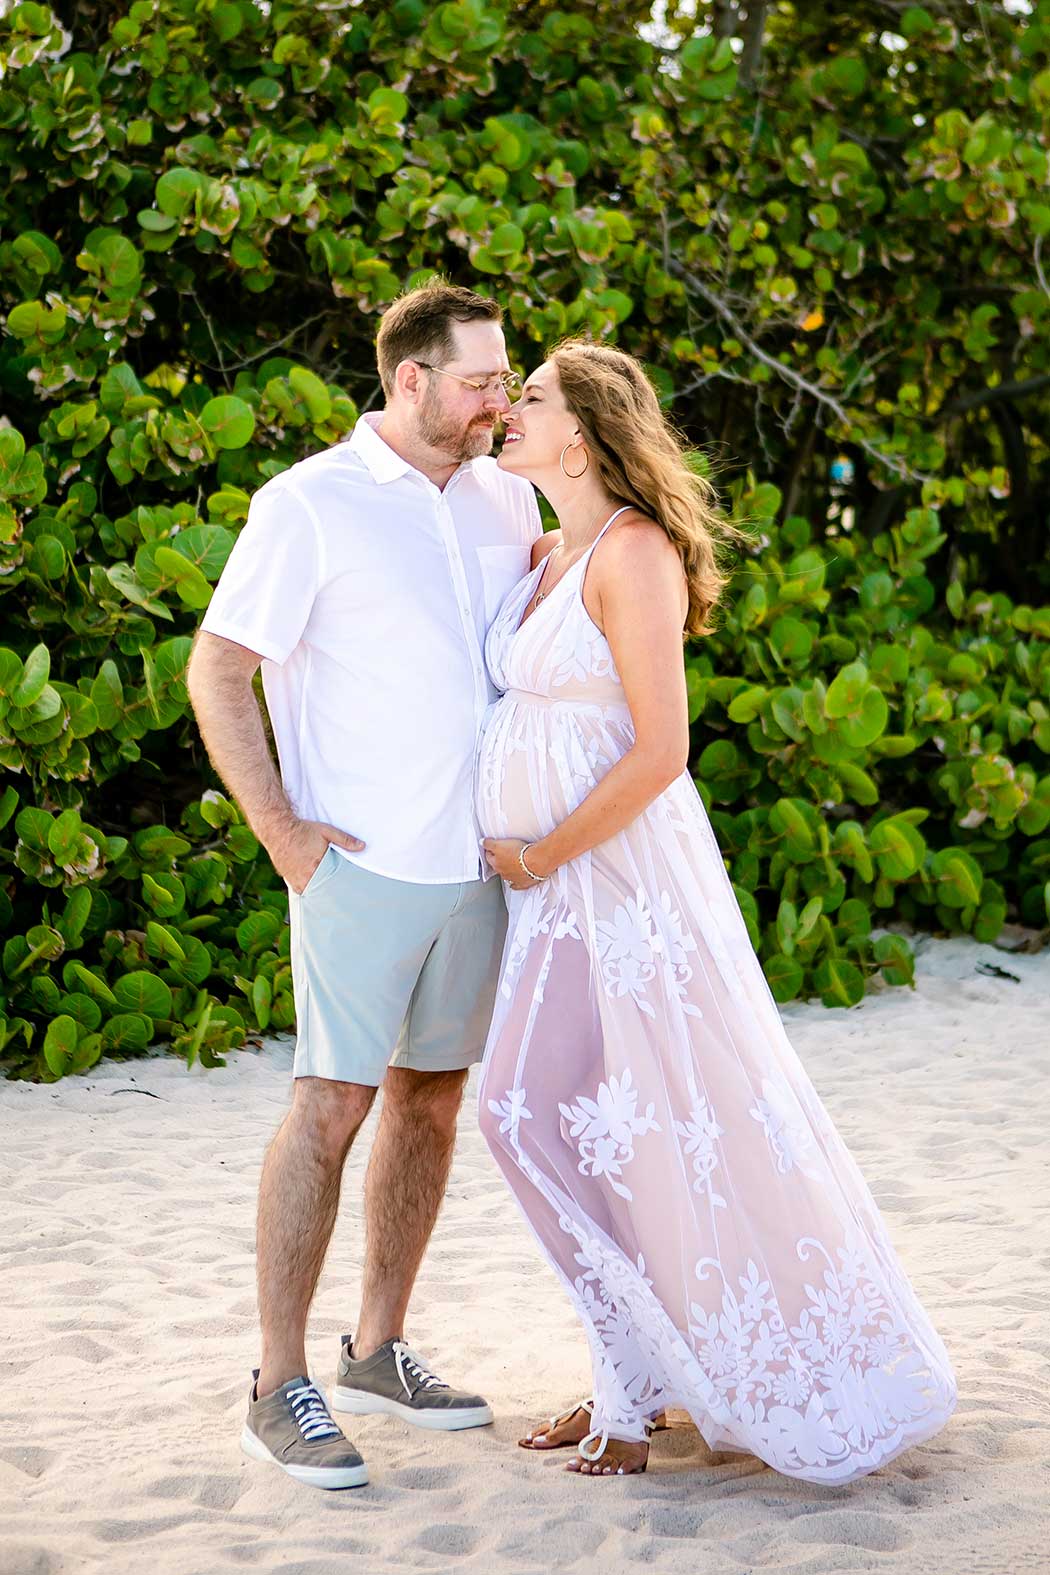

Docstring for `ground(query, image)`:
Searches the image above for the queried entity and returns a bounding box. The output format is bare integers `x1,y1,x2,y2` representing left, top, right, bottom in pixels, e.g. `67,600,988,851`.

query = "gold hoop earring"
559,443,589,479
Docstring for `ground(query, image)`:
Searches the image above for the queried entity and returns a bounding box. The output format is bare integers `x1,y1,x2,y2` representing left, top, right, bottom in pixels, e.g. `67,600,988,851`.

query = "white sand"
2,933,1048,1575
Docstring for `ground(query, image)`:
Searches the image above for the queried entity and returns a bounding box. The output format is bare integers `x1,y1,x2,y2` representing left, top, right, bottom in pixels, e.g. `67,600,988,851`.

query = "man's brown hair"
375,279,503,396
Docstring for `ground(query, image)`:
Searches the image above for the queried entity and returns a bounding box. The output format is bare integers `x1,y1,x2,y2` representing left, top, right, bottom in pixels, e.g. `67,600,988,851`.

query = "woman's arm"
484,519,690,887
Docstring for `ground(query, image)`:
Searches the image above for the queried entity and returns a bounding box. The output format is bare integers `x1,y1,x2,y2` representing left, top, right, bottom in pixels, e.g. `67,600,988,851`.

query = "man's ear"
394,358,424,403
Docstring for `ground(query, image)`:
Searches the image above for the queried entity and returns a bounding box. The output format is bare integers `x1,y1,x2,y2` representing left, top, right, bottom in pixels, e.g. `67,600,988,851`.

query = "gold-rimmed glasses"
415,362,523,398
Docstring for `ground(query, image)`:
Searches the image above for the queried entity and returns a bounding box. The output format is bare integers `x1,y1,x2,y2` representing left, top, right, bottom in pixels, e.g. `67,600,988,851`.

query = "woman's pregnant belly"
475,696,635,845
475,699,553,844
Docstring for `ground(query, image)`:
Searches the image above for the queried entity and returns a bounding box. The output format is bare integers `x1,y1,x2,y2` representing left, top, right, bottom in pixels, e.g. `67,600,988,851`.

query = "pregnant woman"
476,340,957,1482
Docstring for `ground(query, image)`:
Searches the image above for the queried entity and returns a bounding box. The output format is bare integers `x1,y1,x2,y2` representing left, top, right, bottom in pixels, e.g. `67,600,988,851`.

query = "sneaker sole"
240,1424,369,1489
331,1388,493,1431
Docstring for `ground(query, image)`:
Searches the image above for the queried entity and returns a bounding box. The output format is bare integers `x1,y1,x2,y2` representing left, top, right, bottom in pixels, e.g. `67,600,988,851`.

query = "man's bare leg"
256,1076,376,1396
353,1066,468,1358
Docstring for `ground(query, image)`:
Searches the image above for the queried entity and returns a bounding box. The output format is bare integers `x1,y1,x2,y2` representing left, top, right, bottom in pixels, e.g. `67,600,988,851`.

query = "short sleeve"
524,484,544,544
501,471,543,546
200,480,321,665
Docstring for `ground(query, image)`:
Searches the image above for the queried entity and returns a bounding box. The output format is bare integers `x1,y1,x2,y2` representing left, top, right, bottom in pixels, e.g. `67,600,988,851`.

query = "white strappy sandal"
572,1415,660,1476
520,1397,594,1449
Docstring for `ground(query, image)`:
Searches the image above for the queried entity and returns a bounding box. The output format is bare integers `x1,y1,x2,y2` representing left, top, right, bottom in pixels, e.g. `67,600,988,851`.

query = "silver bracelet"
518,843,545,882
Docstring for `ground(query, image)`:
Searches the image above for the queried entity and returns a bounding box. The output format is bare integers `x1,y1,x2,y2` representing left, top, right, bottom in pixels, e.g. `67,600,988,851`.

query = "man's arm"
186,630,364,893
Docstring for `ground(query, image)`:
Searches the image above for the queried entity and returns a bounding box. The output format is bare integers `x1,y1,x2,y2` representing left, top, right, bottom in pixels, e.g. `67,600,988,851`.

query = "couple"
188,280,956,1490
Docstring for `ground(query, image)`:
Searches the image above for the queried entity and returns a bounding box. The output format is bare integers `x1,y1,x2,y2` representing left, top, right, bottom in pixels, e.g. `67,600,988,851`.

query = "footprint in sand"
412,1521,483,1558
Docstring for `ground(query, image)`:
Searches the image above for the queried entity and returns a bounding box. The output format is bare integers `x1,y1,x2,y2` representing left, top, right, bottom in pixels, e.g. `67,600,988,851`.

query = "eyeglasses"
415,362,523,398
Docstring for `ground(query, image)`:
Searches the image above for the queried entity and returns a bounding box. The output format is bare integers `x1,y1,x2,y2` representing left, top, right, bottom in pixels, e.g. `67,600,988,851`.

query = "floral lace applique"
594,890,661,1017
500,902,581,1001
674,1090,726,1208
653,888,704,1019
685,1240,940,1477
487,1087,532,1138
548,617,621,689
559,1068,661,1201
749,1075,822,1179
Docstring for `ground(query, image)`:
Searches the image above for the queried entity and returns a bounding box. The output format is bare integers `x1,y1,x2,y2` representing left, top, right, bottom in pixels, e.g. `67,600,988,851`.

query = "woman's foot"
520,1403,667,1452
519,1402,592,1450
567,1436,649,1476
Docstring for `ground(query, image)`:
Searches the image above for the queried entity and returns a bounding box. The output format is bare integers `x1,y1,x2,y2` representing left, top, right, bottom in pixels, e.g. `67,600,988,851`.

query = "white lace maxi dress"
474,510,957,1484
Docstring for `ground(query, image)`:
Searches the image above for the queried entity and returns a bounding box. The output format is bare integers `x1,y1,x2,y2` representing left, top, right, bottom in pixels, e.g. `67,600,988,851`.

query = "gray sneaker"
332,1336,493,1431
240,1370,369,1489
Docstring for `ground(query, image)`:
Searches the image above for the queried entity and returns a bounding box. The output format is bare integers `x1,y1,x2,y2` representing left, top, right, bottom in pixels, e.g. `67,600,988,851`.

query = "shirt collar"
347,412,479,490
347,412,414,485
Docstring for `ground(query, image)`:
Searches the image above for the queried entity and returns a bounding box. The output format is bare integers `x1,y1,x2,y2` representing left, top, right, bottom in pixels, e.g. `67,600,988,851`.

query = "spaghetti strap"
515,505,636,636
585,505,634,557
577,505,634,610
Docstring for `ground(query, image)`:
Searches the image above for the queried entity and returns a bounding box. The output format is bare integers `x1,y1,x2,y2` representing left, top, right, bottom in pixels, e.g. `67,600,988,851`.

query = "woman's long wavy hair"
549,339,739,640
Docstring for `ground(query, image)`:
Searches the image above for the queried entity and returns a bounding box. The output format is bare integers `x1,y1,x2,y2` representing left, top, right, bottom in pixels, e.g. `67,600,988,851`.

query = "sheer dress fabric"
475,510,957,1484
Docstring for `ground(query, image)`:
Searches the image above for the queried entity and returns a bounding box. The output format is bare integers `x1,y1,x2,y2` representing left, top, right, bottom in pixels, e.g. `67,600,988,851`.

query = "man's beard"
416,387,494,461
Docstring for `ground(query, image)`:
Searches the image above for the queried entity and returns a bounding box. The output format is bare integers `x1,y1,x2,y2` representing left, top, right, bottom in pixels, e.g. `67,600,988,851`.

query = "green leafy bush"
695,481,1050,1007
2,1,1049,1077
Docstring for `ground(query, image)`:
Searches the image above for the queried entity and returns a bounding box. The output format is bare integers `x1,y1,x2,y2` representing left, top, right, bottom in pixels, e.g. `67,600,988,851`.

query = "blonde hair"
549,339,738,639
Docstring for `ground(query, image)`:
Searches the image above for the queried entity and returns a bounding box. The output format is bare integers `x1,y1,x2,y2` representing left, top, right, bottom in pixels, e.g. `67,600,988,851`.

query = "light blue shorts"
287,848,508,1087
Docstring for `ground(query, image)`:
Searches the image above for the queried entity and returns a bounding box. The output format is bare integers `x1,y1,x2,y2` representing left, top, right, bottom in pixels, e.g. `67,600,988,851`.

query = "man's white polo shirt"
200,414,542,884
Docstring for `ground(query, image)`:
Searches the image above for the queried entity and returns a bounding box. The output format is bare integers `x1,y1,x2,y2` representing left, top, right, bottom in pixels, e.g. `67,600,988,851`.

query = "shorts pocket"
298,843,340,898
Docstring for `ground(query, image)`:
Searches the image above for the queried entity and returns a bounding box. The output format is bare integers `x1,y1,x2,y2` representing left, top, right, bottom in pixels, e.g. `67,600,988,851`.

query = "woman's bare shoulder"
599,511,680,573
530,528,562,569
593,511,688,621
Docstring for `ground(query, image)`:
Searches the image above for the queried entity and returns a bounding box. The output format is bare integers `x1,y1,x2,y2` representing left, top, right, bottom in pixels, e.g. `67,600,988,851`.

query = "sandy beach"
2,932,1048,1575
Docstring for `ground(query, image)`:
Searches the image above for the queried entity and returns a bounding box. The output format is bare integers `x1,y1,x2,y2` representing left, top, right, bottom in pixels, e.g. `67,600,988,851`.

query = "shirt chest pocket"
476,544,532,628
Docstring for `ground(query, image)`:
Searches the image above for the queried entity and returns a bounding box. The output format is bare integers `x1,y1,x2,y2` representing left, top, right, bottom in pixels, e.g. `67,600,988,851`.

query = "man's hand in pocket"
271,819,365,894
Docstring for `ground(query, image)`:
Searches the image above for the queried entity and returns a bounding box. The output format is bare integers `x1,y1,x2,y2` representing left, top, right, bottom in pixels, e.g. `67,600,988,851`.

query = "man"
187,281,541,1489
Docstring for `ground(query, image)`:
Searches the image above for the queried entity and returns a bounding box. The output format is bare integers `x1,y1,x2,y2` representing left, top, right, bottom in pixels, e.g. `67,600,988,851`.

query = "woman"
475,341,957,1482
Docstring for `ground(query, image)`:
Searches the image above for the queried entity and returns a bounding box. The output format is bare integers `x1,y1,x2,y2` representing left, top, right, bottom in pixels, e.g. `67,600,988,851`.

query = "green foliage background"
2,0,1049,1078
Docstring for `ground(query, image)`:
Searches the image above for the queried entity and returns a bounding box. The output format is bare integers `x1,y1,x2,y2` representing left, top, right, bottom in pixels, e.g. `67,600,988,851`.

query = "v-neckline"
513,506,632,637
513,554,577,635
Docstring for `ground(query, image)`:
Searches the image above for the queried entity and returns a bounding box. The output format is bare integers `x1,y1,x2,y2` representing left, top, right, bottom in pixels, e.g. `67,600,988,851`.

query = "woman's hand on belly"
482,836,553,890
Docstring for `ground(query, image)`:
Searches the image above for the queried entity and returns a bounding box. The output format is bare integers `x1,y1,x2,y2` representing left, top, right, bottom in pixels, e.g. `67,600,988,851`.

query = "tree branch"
1034,234,1050,307
187,289,226,381
739,0,770,91
189,311,334,375
782,414,818,521
712,1,738,40
941,373,1050,417
670,262,932,483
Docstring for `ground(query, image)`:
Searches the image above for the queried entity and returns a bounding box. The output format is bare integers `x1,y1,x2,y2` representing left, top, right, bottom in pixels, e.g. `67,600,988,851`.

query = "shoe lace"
392,1340,450,1399
286,1381,342,1442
